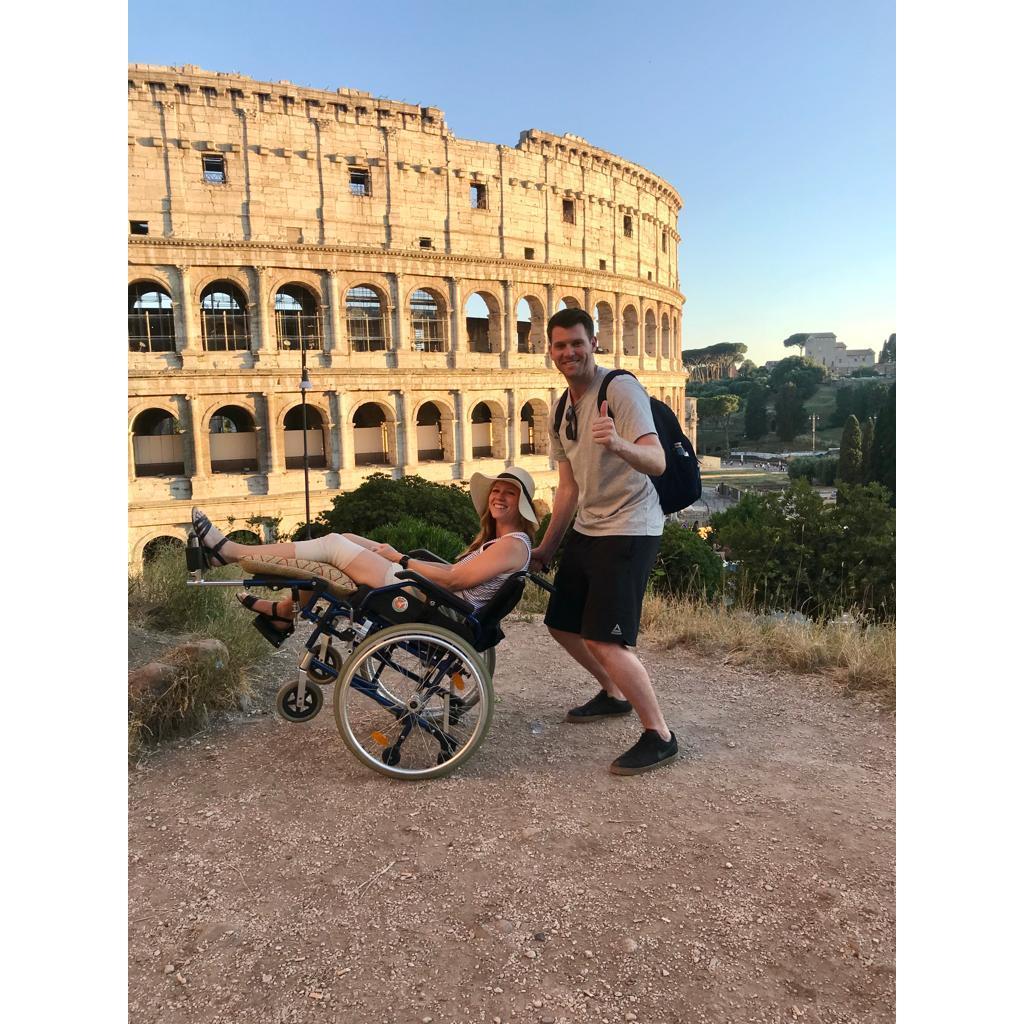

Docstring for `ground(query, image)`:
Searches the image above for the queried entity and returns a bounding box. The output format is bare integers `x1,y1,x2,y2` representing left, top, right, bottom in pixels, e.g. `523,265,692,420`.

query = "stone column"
128,431,137,483
262,391,283,474
337,392,355,471
449,277,464,363
392,272,409,355
188,396,210,479
614,292,623,369
325,270,345,359
399,391,418,471
325,391,342,471
176,265,201,355
507,390,519,463
252,266,273,355
453,389,468,475
502,280,514,367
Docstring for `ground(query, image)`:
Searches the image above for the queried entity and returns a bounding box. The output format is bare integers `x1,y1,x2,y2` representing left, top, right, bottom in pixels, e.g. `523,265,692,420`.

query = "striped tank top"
457,532,532,610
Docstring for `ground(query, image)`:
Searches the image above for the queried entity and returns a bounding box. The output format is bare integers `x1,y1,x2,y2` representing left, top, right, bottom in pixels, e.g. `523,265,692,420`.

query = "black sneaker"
566,690,633,722
609,730,679,776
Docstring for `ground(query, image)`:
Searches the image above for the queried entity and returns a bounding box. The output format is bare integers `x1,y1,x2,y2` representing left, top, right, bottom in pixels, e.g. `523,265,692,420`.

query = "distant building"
802,333,875,376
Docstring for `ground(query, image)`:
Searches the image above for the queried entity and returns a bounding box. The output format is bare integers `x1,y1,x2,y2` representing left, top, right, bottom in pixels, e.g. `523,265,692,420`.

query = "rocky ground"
128,620,895,1024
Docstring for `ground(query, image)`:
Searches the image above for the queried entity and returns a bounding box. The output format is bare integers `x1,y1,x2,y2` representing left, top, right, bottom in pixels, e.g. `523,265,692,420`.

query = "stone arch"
282,402,329,469
352,400,396,466
132,525,189,568
518,397,550,456
644,308,658,357
464,290,502,353
622,304,639,356
469,399,508,460
129,280,176,353
515,294,546,354
200,280,251,352
132,407,184,477
408,286,448,352
346,283,390,352
207,403,258,474
189,268,251,306
275,282,323,351
592,301,614,355
661,312,671,358
556,294,582,312
225,528,261,546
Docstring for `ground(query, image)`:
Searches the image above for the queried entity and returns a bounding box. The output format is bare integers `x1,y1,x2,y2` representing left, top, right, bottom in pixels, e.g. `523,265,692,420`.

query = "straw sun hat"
468,468,539,526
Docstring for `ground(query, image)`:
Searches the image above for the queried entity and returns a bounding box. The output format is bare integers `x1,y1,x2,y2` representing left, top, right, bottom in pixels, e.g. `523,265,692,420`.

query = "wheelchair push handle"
526,571,556,594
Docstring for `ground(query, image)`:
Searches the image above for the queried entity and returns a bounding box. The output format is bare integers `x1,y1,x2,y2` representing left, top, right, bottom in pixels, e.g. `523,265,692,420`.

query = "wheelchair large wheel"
334,623,493,780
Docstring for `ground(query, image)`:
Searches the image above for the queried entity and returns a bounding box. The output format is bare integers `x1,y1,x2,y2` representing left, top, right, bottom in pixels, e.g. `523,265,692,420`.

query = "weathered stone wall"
128,65,692,567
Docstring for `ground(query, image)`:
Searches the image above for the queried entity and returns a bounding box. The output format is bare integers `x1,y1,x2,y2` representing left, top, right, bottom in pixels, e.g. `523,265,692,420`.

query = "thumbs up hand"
592,399,621,452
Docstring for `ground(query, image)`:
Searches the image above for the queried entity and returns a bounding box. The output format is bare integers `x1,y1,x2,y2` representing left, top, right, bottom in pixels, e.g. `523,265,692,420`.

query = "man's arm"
530,459,578,570
592,400,667,475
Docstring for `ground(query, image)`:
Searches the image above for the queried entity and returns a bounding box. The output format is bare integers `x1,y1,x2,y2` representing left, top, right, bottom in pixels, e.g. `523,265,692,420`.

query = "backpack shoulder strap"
596,369,637,417
553,388,569,434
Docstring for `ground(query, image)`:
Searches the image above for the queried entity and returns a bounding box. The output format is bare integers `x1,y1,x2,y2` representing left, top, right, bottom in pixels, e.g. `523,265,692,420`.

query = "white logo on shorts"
611,624,623,636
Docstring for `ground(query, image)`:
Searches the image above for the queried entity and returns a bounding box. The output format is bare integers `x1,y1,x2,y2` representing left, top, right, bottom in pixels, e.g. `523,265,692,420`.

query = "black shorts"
543,532,662,647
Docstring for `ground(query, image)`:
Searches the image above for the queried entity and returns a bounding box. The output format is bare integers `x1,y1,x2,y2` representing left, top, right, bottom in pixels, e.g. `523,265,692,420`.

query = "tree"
683,343,749,384
697,394,741,453
878,333,896,364
768,355,827,401
744,384,769,440
774,382,807,441
318,473,480,540
838,415,863,484
870,385,896,501
737,359,758,377
859,418,875,484
783,333,811,355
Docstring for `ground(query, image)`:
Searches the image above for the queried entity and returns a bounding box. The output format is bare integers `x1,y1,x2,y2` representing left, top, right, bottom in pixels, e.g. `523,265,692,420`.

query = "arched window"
644,310,657,357
283,405,326,469
143,536,184,564
128,282,176,353
410,289,447,352
593,302,614,354
275,285,322,351
516,296,545,354
465,292,500,353
470,403,493,458
661,313,671,358
200,282,250,352
520,403,536,456
416,402,444,461
353,403,390,465
209,405,258,473
346,286,388,352
132,408,184,476
622,306,639,356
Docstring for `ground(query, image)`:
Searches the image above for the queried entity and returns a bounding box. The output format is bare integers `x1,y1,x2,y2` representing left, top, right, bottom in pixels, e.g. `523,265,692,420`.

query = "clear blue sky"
128,0,894,366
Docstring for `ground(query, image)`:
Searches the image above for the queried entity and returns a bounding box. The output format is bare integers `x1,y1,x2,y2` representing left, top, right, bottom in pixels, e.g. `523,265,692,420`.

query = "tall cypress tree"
774,382,807,442
838,415,863,484
860,417,875,484
871,385,896,502
744,384,769,440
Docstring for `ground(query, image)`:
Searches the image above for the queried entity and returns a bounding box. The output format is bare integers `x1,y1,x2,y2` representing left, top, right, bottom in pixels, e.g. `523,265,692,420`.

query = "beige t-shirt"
549,367,665,537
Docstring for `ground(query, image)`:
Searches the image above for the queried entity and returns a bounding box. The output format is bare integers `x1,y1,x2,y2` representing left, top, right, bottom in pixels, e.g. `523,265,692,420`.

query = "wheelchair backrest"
475,573,527,629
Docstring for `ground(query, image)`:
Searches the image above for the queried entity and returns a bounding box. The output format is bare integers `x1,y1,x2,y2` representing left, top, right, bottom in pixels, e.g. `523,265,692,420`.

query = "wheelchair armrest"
395,570,474,616
406,548,451,565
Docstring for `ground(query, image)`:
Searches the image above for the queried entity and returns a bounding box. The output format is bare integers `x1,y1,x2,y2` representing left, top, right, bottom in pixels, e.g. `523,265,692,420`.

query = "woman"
192,468,539,641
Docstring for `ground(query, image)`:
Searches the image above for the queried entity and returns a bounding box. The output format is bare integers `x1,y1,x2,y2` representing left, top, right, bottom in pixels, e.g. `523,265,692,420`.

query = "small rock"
524,948,538,959
533,931,546,942
493,986,503,993
725,862,733,869
661,968,670,976
262,973,273,983
175,973,186,985
164,965,175,974
421,1017,433,1023
584,949,594,958
532,999,544,1008
621,938,638,953
692,885,702,892
625,1014,638,1022
727,741,737,748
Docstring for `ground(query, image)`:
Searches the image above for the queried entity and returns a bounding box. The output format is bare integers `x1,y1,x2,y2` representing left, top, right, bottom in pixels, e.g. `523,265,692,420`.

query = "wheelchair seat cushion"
237,555,357,598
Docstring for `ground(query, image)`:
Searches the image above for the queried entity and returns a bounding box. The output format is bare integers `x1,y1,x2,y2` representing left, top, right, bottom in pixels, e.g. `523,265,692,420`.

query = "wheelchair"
185,536,554,780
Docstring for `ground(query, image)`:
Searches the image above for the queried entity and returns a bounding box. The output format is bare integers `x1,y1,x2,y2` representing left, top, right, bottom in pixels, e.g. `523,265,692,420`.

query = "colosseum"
128,64,693,567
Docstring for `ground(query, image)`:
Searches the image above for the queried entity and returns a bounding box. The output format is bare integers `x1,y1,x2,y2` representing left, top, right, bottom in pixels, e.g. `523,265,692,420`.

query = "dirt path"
128,621,895,1024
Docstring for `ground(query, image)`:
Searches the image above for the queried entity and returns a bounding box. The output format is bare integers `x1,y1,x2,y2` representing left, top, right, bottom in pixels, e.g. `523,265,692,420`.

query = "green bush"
710,479,895,620
317,473,480,541
788,456,838,485
367,516,467,563
650,523,724,599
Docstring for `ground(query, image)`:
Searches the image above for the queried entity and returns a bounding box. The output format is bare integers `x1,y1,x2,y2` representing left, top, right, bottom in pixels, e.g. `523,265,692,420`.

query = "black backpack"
553,369,702,514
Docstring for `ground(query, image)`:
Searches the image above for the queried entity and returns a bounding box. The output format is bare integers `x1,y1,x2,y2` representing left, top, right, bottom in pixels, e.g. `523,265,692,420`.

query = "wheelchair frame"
185,537,553,780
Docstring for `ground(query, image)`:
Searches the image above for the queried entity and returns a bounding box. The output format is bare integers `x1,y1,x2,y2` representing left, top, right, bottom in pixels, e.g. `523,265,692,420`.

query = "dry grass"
513,582,895,703
128,548,268,758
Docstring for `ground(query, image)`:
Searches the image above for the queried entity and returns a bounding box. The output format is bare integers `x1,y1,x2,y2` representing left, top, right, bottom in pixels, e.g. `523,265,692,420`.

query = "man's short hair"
547,307,595,343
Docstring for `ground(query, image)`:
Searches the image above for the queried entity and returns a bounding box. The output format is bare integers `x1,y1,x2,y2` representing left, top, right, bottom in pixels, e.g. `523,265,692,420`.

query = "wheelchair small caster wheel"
307,644,341,683
276,680,323,722
381,745,401,767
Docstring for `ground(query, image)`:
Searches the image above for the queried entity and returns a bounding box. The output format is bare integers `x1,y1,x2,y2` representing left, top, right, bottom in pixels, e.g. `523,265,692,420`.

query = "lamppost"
299,324,313,540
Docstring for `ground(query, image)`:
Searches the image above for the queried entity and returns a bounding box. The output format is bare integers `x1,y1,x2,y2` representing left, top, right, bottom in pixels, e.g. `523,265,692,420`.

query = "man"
530,308,678,775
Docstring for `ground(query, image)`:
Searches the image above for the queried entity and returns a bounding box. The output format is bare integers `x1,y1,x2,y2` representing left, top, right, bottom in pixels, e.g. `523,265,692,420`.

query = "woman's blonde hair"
458,484,538,559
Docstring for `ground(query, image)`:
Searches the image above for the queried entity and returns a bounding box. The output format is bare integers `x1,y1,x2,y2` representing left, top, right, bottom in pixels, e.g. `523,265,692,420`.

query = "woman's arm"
378,536,528,592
